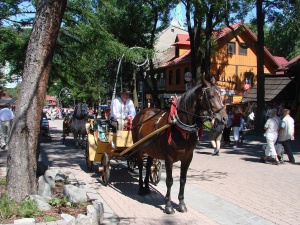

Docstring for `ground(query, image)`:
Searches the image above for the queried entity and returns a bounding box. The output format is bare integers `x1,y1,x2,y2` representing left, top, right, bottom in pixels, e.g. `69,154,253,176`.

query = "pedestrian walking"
278,109,295,163
260,109,280,165
0,107,14,149
232,108,242,149
239,115,245,144
223,110,233,146
246,111,255,129
210,118,224,156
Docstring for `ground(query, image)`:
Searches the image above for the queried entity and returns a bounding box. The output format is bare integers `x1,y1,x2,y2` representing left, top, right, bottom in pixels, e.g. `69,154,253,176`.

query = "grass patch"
44,216,57,222
0,177,6,186
0,193,15,220
16,197,43,218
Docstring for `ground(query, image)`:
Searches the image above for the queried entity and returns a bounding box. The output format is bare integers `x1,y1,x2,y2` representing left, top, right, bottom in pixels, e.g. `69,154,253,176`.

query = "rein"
169,85,225,133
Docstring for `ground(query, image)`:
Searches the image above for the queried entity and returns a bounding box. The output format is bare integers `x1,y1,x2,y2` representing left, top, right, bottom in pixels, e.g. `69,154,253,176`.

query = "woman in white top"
260,109,280,165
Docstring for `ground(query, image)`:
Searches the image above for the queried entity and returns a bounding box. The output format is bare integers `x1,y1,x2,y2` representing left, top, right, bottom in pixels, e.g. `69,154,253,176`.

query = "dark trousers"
282,139,295,163
223,126,231,143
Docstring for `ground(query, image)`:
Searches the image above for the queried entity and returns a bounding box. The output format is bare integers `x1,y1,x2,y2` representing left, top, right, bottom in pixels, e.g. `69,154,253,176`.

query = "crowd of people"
43,107,74,120
208,105,296,165
1,89,296,166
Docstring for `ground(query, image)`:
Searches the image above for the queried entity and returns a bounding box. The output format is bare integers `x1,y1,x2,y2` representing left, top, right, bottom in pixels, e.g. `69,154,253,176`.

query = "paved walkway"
1,119,299,224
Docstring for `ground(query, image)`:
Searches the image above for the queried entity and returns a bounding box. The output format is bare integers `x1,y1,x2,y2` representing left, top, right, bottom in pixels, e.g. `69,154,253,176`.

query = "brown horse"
131,79,228,214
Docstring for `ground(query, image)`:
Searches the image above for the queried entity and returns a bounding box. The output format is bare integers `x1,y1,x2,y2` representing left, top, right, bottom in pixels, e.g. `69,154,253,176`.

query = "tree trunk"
6,0,67,203
185,1,204,84
203,7,214,79
254,0,265,134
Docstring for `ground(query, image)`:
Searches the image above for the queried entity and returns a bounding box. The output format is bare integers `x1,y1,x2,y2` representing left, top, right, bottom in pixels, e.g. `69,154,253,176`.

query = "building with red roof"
46,95,57,108
152,22,286,105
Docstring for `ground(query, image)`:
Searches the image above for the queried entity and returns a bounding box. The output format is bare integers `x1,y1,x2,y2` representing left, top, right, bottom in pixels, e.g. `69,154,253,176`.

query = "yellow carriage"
85,118,162,186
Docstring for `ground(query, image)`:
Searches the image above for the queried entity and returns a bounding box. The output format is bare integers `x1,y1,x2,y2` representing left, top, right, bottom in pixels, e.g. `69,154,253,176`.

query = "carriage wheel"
127,156,137,172
101,152,110,186
85,141,93,172
150,159,162,185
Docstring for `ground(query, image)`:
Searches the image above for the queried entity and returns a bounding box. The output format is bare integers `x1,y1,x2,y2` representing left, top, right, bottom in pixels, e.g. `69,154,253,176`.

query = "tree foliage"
264,0,300,60
181,0,253,83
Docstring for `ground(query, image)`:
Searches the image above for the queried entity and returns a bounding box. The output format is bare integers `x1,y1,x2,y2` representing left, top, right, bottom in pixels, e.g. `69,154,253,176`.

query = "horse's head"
74,103,89,119
80,103,89,115
199,77,228,124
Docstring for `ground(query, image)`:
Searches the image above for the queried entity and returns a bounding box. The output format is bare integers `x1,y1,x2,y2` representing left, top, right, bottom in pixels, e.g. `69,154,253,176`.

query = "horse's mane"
177,85,202,111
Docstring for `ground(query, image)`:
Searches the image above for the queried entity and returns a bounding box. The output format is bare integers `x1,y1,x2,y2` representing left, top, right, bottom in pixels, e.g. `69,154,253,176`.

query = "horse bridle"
132,86,225,133
201,86,225,118
173,85,225,132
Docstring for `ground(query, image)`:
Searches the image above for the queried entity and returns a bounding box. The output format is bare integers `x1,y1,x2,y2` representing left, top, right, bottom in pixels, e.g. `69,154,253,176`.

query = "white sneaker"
233,145,237,149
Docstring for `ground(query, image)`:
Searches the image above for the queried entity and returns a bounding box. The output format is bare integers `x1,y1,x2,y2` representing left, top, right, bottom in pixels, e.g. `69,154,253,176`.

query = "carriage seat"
93,119,118,141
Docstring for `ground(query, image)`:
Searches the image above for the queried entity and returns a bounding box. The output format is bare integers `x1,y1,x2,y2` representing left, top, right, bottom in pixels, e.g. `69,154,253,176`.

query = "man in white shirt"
279,109,295,163
110,88,136,131
0,107,14,149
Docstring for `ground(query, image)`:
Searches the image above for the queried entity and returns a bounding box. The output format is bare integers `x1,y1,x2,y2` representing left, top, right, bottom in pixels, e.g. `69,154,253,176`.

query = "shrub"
0,193,15,220
16,197,42,218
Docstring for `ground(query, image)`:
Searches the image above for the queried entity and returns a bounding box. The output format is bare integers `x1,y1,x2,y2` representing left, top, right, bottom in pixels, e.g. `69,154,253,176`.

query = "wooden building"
46,95,57,108
152,22,283,106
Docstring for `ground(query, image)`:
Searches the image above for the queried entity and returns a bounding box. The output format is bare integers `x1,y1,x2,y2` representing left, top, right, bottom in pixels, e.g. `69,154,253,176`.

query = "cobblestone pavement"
1,119,299,225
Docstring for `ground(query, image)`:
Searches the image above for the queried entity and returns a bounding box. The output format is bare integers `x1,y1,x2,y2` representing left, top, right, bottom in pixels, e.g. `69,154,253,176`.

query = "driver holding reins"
110,88,136,130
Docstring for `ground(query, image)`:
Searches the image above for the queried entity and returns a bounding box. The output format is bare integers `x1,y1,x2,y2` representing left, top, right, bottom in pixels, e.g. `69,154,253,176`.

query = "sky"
170,2,255,29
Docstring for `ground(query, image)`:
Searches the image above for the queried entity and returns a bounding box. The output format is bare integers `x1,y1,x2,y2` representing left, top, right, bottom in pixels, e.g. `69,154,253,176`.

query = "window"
228,42,236,54
169,70,173,85
176,69,181,85
158,73,165,88
239,44,247,55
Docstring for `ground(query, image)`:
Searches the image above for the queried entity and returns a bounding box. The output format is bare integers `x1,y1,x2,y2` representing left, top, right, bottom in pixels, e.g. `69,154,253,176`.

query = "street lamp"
58,87,75,107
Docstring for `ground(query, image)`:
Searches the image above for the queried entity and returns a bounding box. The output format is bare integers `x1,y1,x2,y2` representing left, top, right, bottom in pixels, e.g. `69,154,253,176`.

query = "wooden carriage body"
85,118,161,186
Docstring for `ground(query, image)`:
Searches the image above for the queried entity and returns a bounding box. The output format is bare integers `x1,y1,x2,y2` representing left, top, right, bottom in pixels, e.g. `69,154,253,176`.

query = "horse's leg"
74,131,78,147
137,153,145,195
177,154,193,213
143,156,153,194
164,155,175,214
79,132,82,146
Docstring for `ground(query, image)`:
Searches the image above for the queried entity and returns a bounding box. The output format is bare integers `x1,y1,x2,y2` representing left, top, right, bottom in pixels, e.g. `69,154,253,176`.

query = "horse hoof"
176,204,187,213
164,206,175,214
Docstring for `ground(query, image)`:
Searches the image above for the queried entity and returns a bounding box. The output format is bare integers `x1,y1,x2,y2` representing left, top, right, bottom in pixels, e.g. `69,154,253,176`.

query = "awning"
243,75,295,102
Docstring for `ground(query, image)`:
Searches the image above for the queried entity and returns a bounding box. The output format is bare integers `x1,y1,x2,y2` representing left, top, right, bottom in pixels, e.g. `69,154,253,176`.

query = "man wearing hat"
110,88,136,130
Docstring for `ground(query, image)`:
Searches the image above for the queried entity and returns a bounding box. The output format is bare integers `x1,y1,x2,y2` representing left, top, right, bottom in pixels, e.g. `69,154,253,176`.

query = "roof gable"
164,22,280,68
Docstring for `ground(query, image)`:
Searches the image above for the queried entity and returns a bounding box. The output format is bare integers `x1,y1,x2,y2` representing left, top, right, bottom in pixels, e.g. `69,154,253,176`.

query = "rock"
92,200,104,224
37,176,52,198
63,184,87,203
29,195,52,211
61,214,75,225
87,204,100,225
75,214,93,225
14,218,35,224
55,172,68,182
44,169,59,188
